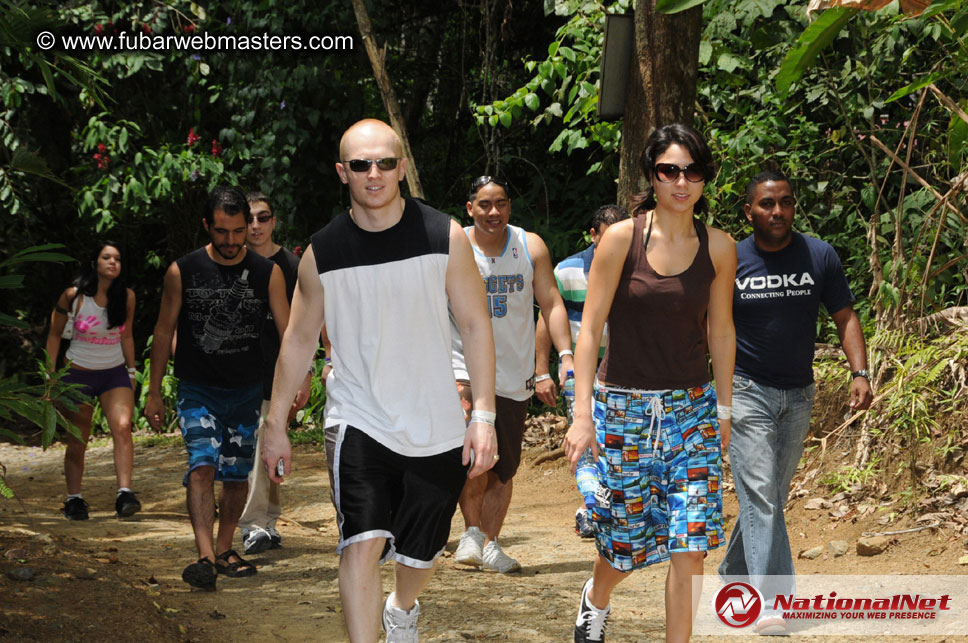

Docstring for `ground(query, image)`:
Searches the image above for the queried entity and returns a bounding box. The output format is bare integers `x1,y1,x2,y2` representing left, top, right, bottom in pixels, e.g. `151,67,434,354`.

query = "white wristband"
127,367,136,375
717,404,732,420
470,410,496,426
535,373,552,383
558,349,574,358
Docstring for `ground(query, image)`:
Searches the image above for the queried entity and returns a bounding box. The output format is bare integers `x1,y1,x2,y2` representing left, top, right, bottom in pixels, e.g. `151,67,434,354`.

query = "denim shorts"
177,381,262,483
591,381,724,572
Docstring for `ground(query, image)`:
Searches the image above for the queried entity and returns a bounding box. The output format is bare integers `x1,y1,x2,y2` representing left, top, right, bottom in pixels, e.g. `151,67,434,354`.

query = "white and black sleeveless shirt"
310,199,466,457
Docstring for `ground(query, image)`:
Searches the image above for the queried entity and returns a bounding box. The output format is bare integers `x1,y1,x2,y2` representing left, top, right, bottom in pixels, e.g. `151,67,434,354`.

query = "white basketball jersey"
452,225,535,401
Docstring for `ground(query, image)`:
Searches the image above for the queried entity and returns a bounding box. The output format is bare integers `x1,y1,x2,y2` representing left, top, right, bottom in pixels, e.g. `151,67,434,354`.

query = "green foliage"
697,0,967,331
822,456,882,493
775,7,854,97
656,0,707,13
1,245,82,455
76,113,230,233
474,0,629,170
0,473,13,499
296,357,330,427
0,354,84,447
868,328,968,447
288,425,329,448
482,0,966,334
0,244,74,328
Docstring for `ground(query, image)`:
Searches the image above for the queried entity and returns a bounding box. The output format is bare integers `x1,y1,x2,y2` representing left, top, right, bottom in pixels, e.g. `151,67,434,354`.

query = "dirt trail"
1,436,964,642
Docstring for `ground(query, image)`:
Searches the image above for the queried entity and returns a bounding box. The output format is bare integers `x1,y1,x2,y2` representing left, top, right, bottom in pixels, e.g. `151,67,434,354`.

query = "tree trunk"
351,0,424,198
617,2,702,209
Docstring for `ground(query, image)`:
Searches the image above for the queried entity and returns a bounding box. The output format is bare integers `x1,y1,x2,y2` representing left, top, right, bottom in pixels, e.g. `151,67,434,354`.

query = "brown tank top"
598,213,715,390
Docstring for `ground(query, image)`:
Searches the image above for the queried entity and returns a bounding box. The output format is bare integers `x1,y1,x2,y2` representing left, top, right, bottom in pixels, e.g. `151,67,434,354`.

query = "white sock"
117,487,132,495
66,493,82,500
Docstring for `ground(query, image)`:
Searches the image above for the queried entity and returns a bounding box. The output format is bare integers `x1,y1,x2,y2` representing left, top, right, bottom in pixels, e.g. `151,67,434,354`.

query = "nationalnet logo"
714,582,763,628
701,576,967,635
773,591,952,621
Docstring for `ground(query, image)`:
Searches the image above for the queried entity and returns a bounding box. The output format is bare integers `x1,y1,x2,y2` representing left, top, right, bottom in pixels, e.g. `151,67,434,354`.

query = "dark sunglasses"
343,157,400,173
248,214,273,224
654,163,705,183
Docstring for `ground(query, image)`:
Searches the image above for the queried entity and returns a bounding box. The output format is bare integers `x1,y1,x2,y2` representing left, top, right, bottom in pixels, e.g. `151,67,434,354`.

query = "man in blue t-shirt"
718,170,873,634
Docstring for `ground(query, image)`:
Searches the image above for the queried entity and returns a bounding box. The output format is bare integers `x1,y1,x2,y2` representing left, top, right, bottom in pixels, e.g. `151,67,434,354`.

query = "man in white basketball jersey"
260,120,498,642
452,175,575,573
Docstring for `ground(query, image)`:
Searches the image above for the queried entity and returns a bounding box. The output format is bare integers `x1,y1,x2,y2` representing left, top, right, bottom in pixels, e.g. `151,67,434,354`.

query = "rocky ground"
1,417,967,642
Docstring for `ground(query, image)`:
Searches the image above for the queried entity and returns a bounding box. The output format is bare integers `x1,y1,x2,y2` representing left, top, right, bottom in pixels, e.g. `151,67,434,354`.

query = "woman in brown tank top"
564,124,737,643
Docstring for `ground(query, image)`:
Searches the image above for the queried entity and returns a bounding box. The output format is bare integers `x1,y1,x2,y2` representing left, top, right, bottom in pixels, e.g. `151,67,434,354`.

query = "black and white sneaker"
63,497,89,521
575,578,610,642
575,507,595,539
115,490,141,517
242,527,272,555
267,526,282,549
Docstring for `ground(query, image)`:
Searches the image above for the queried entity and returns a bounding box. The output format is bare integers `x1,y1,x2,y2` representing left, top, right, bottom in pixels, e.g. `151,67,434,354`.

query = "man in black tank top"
145,186,291,590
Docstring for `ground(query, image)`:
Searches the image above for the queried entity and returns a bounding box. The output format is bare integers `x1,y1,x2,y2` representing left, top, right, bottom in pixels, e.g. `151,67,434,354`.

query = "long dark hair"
73,241,127,329
629,123,715,215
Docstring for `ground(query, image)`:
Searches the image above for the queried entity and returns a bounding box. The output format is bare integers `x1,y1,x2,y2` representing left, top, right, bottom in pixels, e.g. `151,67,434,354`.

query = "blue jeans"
718,374,815,603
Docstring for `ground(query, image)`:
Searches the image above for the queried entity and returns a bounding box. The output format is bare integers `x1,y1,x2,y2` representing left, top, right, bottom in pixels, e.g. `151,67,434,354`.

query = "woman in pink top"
47,241,139,521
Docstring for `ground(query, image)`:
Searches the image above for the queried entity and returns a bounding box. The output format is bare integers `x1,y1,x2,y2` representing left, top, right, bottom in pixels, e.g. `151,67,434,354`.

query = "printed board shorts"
331,423,467,568
177,381,262,483
456,381,529,482
591,381,724,572
62,364,131,399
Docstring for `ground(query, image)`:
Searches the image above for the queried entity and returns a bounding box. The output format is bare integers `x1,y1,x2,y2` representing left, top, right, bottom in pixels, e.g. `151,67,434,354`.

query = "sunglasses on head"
654,163,705,183
248,214,273,224
343,157,401,173
468,175,509,200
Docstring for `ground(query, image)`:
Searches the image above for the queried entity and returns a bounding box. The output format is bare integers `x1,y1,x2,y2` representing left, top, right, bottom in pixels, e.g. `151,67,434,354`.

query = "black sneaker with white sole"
575,578,610,642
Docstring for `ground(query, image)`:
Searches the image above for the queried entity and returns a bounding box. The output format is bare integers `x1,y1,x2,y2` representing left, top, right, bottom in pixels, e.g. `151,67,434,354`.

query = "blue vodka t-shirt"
734,232,854,389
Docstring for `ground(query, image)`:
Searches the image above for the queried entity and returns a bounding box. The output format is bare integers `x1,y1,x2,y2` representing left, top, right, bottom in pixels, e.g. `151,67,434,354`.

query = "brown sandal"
214,549,257,577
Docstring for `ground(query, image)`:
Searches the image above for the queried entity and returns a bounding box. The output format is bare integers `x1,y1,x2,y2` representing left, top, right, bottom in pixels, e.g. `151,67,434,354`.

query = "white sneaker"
574,578,610,642
482,539,521,573
382,592,419,643
754,612,787,636
454,526,485,567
